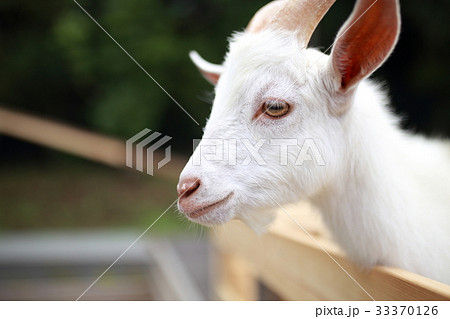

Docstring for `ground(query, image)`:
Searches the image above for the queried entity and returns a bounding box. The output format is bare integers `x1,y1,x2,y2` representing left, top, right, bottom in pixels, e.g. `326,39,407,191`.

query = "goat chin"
237,207,277,235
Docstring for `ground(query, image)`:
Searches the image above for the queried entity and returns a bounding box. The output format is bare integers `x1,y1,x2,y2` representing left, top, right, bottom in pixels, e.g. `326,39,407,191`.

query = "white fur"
178,29,450,284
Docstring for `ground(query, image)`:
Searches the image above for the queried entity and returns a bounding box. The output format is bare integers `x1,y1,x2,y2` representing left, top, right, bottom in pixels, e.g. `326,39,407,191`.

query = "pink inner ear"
333,0,399,91
201,71,220,85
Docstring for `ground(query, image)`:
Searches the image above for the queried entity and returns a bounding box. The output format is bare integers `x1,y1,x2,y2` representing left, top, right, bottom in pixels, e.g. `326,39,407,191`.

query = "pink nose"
177,177,201,199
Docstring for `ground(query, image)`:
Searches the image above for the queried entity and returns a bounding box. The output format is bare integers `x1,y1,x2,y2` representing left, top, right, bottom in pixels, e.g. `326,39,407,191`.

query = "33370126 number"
375,306,438,316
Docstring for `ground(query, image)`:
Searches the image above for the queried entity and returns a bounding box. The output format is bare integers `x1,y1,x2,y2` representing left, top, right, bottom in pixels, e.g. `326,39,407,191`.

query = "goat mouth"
186,193,233,219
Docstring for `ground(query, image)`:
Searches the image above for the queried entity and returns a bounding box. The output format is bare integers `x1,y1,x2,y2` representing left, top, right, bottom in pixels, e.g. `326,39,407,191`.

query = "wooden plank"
0,107,124,167
212,202,450,301
0,106,184,179
212,249,258,301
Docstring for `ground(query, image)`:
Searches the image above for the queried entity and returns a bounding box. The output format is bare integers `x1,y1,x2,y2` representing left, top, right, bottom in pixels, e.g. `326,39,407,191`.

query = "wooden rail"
212,202,450,301
0,107,184,179
0,107,124,167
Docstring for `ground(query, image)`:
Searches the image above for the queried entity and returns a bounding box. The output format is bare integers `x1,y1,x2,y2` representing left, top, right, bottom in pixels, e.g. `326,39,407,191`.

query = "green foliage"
53,0,199,137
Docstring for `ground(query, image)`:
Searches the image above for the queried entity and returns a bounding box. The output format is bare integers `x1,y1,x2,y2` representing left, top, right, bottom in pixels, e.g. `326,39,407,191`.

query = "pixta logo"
126,128,172,176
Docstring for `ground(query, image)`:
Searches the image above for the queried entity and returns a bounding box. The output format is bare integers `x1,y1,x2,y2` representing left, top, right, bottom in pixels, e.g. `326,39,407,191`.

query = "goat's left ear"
330,0,400,92
189,51,224,85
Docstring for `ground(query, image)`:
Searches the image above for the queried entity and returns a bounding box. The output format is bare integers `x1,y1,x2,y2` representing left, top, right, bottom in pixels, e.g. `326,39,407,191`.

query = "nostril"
177,178,201,198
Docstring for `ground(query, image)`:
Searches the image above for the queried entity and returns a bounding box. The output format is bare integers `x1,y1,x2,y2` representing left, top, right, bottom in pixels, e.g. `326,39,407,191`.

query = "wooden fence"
212,202,450,300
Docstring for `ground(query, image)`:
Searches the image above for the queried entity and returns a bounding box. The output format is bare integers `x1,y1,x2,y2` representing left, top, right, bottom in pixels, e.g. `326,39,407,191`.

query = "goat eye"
262,99,290,118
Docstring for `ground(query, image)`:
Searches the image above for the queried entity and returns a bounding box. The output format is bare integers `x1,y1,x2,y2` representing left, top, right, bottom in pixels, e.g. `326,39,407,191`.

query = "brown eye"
262,99,290,118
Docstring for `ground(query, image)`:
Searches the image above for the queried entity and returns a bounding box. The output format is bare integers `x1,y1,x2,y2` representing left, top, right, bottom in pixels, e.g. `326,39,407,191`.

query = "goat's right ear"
330,0,400,92
189,51,223,85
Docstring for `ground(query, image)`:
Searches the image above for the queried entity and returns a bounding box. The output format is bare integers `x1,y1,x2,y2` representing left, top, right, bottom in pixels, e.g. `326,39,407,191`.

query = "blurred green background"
0,0,449,231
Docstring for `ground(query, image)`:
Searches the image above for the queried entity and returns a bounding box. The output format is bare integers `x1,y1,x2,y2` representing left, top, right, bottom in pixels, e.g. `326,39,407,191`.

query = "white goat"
177,0,450,284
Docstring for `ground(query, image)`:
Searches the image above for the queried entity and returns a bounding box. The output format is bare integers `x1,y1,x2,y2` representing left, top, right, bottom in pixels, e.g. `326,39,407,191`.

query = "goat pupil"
263,100,289,118
269,103,282,109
